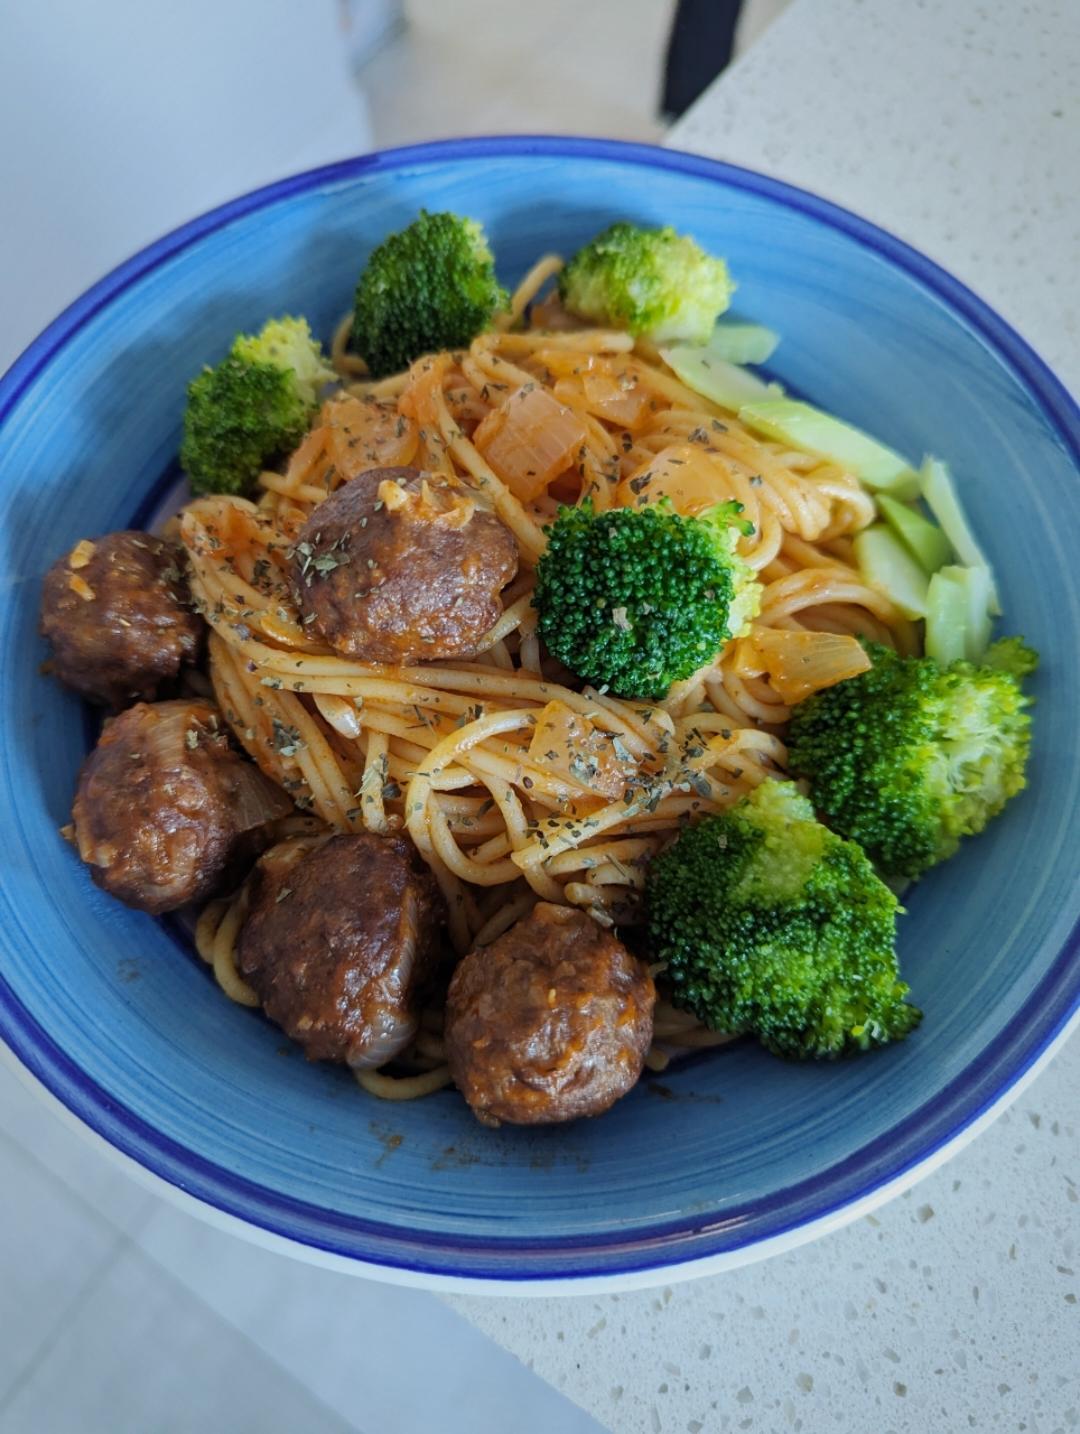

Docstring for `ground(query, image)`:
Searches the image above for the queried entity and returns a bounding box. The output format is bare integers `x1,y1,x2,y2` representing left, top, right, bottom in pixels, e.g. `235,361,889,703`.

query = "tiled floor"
0,1065,346,1433
0,1240,356,1434
0,1060,607,1433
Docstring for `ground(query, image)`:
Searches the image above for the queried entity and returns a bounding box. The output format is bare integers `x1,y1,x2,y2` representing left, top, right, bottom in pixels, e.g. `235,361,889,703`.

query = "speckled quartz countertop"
445,2,1080,1429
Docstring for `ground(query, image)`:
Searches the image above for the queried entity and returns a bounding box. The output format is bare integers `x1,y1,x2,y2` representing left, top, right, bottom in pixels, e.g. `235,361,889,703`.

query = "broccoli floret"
982,635,1038,679
231,318,335,409
351,211,508,378
647,780,919,1058
557,221,734,343
533,499,760,699
787,639,1037,880
181,316,333,496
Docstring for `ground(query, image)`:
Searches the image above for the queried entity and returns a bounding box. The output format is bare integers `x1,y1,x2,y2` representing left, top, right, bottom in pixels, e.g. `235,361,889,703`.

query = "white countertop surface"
445,2,1080,1429
673,0,1078,392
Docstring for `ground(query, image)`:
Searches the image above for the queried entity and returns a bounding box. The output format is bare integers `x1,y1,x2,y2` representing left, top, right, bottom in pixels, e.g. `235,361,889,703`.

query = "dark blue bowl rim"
1,135,1078,1282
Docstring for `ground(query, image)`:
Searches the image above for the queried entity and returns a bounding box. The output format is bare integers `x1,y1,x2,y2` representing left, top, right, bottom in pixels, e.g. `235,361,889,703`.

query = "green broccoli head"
351,211,508,378
647,779,920,1059
982,635,1039,679
787,639,1037,881
533,499,760,699
557,221,734,343
231,317,335,408
180,315,333,496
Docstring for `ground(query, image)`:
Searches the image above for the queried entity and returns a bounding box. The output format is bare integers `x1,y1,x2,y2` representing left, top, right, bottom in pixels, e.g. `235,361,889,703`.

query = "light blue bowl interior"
0,139,1077,1282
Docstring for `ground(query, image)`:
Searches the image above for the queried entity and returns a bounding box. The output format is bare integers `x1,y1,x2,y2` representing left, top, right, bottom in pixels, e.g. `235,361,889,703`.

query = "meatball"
238,832,445,1067
41,531,202,708
445,903,656,1127
71,699,292,914
292,466,518,663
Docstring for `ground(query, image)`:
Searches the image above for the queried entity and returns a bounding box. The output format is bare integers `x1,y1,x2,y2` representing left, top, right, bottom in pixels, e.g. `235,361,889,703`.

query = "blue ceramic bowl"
1,138,1078,1291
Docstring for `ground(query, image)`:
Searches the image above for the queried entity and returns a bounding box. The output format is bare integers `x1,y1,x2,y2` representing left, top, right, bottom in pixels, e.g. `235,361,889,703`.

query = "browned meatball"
291,466,518,663
41,532,203,708
238,833,445,1067
72,699,292,914
445,903,656,1127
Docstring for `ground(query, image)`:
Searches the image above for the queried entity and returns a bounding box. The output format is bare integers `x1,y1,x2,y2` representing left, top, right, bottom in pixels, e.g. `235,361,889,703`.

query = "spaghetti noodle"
179,255,915,1095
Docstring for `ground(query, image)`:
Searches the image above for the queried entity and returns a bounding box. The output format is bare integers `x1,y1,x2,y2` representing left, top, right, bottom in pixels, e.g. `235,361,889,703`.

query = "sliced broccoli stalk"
924,568,969,666
952,564,992,662
558,221,735,344
351,211,508,378
787,640,1037,880
646,778,919,1059
920,457,1001,614
926,564,994,665
533,498,759,699
876,494,952,574
705,321,780,365
853,523,930,619
660,343,782,412
739,399,920,498
180,315,333,496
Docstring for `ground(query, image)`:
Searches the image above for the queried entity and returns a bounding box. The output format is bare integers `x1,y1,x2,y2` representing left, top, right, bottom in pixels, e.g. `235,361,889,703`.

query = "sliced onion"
617,444,737,515
527,700,634,801
474,385,587,502
733,627,871,704
398,353,453,428
347,1004,420,1070
127,699,220,767
580,362,653,431
345,887,426,1069
134,700,293,831
535,350,654,432
314,693,362,740
323,394,419,476
230,759,294,832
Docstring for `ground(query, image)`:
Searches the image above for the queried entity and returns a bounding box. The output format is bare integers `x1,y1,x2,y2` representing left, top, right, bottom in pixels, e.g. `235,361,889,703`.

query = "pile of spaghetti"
186,258,914,1093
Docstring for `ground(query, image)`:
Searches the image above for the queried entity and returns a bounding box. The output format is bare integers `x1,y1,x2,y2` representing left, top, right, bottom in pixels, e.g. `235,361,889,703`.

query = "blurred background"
0,0,789,374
